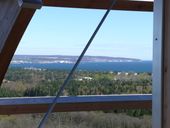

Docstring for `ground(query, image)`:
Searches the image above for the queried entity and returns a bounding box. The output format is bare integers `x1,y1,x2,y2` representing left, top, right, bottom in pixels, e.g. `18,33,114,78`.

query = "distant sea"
10,61,152,73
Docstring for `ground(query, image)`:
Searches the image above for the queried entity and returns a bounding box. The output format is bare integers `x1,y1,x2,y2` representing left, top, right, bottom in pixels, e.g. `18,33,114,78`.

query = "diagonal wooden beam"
0,9,35,85
0,94,152,115
0,1,42,85
43,0,153,12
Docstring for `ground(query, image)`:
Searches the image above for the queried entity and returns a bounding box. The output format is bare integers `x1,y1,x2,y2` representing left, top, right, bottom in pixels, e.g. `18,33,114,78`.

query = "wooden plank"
0,1,21,52
152,0,163,128
162,0,170,128
42,0,153,12
20,0,42,9
0,94,152,115
0,8,36,84
0,0,42,85
153,0,170,128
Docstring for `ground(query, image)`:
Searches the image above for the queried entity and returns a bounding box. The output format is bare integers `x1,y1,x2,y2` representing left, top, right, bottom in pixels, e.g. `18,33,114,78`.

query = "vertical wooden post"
162,0,170,127
153,0,170,128
152,0,164,127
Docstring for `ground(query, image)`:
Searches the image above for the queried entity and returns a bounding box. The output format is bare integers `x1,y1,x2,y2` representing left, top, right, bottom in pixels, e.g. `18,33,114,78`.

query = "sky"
15,7,153,60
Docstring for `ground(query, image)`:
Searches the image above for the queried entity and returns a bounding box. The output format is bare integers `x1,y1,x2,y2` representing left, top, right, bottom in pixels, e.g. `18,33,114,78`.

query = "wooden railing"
0,94,152,115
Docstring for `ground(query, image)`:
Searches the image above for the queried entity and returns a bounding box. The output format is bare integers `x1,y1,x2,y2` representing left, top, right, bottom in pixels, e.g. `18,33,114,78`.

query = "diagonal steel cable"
38,0,117,127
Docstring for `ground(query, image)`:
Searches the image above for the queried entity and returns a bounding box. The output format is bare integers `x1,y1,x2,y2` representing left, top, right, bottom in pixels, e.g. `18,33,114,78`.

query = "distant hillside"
12,55,141,64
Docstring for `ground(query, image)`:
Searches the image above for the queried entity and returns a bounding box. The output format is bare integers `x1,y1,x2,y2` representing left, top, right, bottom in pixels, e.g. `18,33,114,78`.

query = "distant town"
12,55,141,64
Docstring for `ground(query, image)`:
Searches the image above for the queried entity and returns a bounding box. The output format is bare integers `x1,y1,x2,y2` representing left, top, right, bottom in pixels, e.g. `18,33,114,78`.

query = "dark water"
10,61,152,73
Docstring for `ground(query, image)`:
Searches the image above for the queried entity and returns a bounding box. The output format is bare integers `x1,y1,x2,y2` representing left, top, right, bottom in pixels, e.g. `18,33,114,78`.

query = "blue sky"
15,7,153,60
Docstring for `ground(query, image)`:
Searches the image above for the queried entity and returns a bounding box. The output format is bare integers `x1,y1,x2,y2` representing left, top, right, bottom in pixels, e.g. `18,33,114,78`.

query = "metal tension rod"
38,0,117,127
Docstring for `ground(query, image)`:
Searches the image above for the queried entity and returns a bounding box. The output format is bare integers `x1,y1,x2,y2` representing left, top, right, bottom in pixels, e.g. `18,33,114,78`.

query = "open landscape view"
1,5,153,128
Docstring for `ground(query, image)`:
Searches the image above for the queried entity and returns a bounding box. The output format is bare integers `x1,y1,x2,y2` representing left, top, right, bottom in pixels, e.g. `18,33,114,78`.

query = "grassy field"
0,112,151,128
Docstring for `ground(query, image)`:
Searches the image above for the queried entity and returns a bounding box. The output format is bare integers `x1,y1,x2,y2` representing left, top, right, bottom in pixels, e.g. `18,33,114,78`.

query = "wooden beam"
20,0,42,9
0,1,37,85
43,0,153,12
152,0,170,127
162,0,170,128
152,0,163,128
153,0,170,128
0,1,21,53
0,94,152,115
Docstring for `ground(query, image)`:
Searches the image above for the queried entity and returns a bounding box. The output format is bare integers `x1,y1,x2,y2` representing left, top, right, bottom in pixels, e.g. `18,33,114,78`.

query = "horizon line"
14,54,152,61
